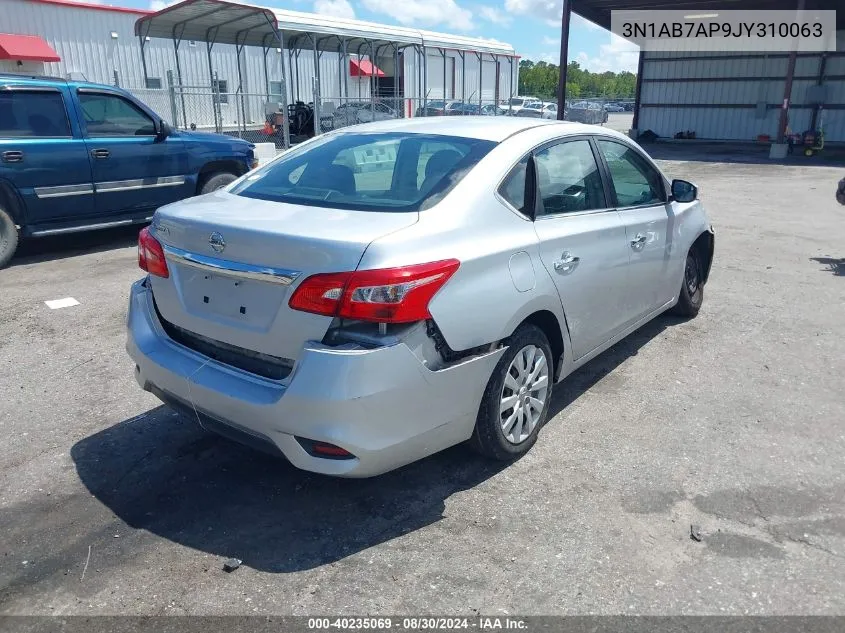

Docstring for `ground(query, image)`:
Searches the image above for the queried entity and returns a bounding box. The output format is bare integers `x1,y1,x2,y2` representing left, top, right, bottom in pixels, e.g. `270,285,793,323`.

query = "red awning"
0,34,61,62
349,59,385,78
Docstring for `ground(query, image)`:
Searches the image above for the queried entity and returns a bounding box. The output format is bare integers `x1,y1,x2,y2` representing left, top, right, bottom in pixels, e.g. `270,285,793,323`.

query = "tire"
0,206,20,269
469,323,554,461
670,249,704,318
199,172,238,195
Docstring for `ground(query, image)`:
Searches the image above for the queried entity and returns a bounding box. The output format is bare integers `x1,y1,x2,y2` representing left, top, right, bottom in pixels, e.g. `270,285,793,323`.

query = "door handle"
1,150,23,163
553,252,580,273
91,149,110,159
630,233,647,248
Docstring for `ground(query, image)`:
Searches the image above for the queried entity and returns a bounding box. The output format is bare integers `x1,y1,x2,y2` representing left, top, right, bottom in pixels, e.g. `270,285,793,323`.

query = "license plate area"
181,269,286,327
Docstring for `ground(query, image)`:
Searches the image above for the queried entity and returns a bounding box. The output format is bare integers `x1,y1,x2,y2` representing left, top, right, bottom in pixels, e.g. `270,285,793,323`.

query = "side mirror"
155,119,170,141
671,179,697,203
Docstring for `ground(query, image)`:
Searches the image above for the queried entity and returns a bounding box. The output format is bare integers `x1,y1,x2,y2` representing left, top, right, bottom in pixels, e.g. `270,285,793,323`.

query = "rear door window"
0,91,71,138
232,132,495,212
534,140,606,216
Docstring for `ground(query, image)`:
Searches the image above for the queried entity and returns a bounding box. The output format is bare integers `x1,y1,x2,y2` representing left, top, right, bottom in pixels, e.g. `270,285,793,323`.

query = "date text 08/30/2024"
307,618,528,630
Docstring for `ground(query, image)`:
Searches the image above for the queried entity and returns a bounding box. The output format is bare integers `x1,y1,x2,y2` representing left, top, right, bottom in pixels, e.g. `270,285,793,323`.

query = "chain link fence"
118,70,636,152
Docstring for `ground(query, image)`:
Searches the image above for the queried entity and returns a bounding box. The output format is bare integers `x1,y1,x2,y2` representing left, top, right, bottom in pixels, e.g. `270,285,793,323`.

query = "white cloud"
575,33,639,73
362,0,474,31
314,0,356,19
478,6,512,26
149,0,175,10
541,35,558,47
505,0,601,31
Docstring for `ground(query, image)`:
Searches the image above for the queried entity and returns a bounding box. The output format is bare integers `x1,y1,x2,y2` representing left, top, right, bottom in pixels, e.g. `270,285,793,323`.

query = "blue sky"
114,0,638,73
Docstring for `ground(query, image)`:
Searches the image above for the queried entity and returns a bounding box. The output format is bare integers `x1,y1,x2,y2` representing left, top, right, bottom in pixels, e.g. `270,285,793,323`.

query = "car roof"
0,73,130,94
333,116,625,142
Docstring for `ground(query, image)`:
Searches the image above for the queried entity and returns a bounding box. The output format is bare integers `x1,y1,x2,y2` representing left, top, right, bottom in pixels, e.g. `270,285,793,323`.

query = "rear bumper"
126,278,504,477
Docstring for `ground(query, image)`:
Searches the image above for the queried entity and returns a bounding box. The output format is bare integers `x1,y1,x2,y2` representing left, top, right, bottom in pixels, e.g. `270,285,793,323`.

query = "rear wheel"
199,171,238,195
671,249,704,318
0,206,19,269
470,324,553,461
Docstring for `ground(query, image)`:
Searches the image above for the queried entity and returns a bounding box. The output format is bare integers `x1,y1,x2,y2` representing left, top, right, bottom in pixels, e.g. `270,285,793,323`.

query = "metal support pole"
357,42,366,104
441,48,447,102
631,50,644,132
370,39,376,110
235,36,246,138
475,52,482,112
810,52,828,131
172,25,187,129
508,56,515,115
777,0,805,143
264,15,290,149
138,33,149,87
458,51,465,108
338,38,345,104
205,28,220,133
422,45,428,114
166,69,178,129
342,39,349,103
556,0,571,120
311,35,322,136
262,34,271,99
393,43,399,114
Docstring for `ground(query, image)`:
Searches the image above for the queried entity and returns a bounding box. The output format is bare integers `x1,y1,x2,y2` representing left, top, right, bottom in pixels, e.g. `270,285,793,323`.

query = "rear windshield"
232,132,496,212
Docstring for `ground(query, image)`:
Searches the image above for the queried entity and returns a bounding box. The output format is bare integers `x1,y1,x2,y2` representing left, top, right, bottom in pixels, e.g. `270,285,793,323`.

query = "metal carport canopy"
134,0,517,55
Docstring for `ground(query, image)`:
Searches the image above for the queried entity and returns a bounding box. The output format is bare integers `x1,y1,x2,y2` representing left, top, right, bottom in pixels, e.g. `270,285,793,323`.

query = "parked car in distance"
516,102,558,119
604,103,625,112
500,96,541,114
566,101,608,124
355,102,398,124
415,100,461,117
0,73,256,268
128,116,715,477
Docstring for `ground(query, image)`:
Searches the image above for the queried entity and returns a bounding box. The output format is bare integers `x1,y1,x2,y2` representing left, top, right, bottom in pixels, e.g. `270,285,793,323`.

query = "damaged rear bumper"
126,278,505,477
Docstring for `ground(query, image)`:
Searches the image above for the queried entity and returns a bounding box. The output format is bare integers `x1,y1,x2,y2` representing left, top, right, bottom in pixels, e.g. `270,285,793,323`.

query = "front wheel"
199,172,238,195
469,324,553,461
670,249,704,318
0,206,20,269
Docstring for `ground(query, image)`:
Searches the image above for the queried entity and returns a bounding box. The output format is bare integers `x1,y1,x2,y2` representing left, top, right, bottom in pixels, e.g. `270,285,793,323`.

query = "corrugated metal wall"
638,29,845,142
5,0,517,129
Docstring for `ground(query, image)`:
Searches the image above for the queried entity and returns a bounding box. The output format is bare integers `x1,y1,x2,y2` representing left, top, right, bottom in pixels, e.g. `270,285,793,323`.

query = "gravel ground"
0,153,843,616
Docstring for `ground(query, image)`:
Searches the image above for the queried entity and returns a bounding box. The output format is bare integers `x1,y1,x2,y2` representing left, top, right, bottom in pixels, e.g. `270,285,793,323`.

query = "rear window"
0,90,71,138
232,132,496,212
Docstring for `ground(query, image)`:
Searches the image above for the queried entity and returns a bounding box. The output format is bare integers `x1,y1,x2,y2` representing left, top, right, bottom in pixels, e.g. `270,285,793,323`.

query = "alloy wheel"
500,345,550,444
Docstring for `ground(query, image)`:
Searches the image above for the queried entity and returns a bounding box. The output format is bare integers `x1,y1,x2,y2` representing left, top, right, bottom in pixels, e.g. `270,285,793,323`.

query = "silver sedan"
127,117,714,477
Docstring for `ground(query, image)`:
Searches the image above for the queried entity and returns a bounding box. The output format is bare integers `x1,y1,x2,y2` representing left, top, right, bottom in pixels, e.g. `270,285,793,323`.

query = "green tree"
517,58,636,100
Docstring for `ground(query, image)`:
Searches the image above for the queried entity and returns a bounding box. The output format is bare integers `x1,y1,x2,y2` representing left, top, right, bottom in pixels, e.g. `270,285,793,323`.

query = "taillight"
288,259,460,323
138,226,169,278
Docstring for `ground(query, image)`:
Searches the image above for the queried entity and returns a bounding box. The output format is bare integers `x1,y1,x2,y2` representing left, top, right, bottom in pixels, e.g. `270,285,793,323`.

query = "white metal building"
2,0,519,143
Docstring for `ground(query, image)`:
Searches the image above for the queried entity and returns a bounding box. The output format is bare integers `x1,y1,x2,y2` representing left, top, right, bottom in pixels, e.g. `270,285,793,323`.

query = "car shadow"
70,314,676,574
810,256,845,276
8,225,143,268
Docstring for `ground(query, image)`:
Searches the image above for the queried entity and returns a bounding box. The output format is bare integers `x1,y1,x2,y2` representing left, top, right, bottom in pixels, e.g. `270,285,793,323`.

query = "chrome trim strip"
163,245,301,286
34,184,95,199
30,218,133,236
96,176,186,193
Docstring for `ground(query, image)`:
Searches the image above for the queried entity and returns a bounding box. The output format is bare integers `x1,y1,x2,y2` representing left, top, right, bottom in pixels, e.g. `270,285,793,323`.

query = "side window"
534,139,606,216
0,91,71,138
78,93,155,137
498,156,528,214
597,139,665,207
212,79,229,105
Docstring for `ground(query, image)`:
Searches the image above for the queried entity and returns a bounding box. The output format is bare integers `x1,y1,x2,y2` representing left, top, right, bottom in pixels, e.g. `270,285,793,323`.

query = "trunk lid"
148,190,418,363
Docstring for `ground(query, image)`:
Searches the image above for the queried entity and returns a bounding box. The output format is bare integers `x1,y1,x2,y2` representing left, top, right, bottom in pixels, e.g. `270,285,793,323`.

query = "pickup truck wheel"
199,172,238,195
469,324,553,461
0,206,20,269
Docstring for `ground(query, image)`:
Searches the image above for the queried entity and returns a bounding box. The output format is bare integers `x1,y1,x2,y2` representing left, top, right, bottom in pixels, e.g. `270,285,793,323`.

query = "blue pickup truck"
0,73,257,267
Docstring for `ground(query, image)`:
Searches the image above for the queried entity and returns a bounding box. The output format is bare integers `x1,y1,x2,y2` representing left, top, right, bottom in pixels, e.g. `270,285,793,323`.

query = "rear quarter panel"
357,132,569,354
